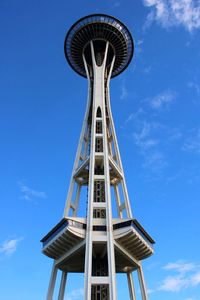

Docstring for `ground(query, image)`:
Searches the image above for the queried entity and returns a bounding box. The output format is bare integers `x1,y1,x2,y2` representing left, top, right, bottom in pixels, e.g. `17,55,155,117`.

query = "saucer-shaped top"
64,14,134,78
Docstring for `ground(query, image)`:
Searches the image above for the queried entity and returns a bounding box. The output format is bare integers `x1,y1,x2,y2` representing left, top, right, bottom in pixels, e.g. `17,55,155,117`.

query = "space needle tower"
41,14,155,300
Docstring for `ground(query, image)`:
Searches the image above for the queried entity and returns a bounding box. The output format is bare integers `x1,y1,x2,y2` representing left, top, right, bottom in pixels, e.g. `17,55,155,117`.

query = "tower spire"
41,14,155,300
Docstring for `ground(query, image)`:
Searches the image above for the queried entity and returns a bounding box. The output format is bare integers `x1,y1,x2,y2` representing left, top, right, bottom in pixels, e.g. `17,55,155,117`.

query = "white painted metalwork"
127,272,136,300
46,262,58,300
58,272,67,300
137,264,149,300
44,14,154,300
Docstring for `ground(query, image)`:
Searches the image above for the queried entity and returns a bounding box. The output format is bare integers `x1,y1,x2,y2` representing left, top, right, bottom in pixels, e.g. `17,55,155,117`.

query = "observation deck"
41,217,154,273
64,14,134,78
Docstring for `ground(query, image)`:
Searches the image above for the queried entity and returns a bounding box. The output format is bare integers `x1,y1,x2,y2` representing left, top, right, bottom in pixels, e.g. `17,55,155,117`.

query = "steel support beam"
46,262,58,300
127,272,137,300
137,264,148,300
58,271,67,300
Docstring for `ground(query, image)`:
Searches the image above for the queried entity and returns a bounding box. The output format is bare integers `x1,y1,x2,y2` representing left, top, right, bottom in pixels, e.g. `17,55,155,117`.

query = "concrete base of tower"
41,217,155,273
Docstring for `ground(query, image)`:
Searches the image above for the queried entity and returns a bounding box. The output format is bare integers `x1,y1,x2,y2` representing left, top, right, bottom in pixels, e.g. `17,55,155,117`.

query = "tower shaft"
64,41,132,299
83,41,116,300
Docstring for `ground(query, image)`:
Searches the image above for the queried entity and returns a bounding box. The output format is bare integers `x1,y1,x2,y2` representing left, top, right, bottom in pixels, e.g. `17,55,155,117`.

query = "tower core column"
83,40,117,299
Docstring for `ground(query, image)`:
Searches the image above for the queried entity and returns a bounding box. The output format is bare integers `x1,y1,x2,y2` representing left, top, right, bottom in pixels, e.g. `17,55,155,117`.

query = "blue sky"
0,0,200,299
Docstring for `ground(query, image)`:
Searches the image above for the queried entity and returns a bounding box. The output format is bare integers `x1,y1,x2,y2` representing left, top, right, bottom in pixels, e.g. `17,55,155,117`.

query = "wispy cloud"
163,261,196,275
159,275,188,292
133,121,159,150
65,288,84,300
18,181,47,203
149,90,176,110
120,79,128,100
155,261,200,293
0,237,23,256
183,128,200,154
143,0,200,32
132,121,167,170
135,39,144,53
123,90,179,173
124,108,144,125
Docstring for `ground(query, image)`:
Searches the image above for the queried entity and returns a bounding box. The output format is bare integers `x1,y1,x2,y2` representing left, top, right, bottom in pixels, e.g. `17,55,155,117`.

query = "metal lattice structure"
41,14,155,300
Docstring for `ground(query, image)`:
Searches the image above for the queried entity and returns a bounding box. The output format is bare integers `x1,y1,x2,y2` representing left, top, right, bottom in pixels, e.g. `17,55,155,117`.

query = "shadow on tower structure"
41,14,155,300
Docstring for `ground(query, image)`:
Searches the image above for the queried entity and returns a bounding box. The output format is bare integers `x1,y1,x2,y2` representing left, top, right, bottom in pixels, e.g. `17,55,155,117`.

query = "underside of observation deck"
41,217,154,273
64,14,134,78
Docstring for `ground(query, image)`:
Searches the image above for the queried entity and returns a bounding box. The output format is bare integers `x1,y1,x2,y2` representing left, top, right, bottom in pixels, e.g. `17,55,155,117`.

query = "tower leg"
137,265,148,300
46,262,58,300
58,271,67,300
127,272,136,300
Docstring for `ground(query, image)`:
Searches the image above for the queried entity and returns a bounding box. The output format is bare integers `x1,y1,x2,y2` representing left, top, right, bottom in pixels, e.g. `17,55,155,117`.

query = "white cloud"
134,132,159,150
124,110,167,173
143,0,200,32
134,121,151,142
150,90,176,109
132,121,167,170
159,275,188,292
0,238,23,256
133,121,159,150
65,288,84,300
163,261,196,274
191,272,200,286
156,261,200,293
124,93,179,172
18,181,47,202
